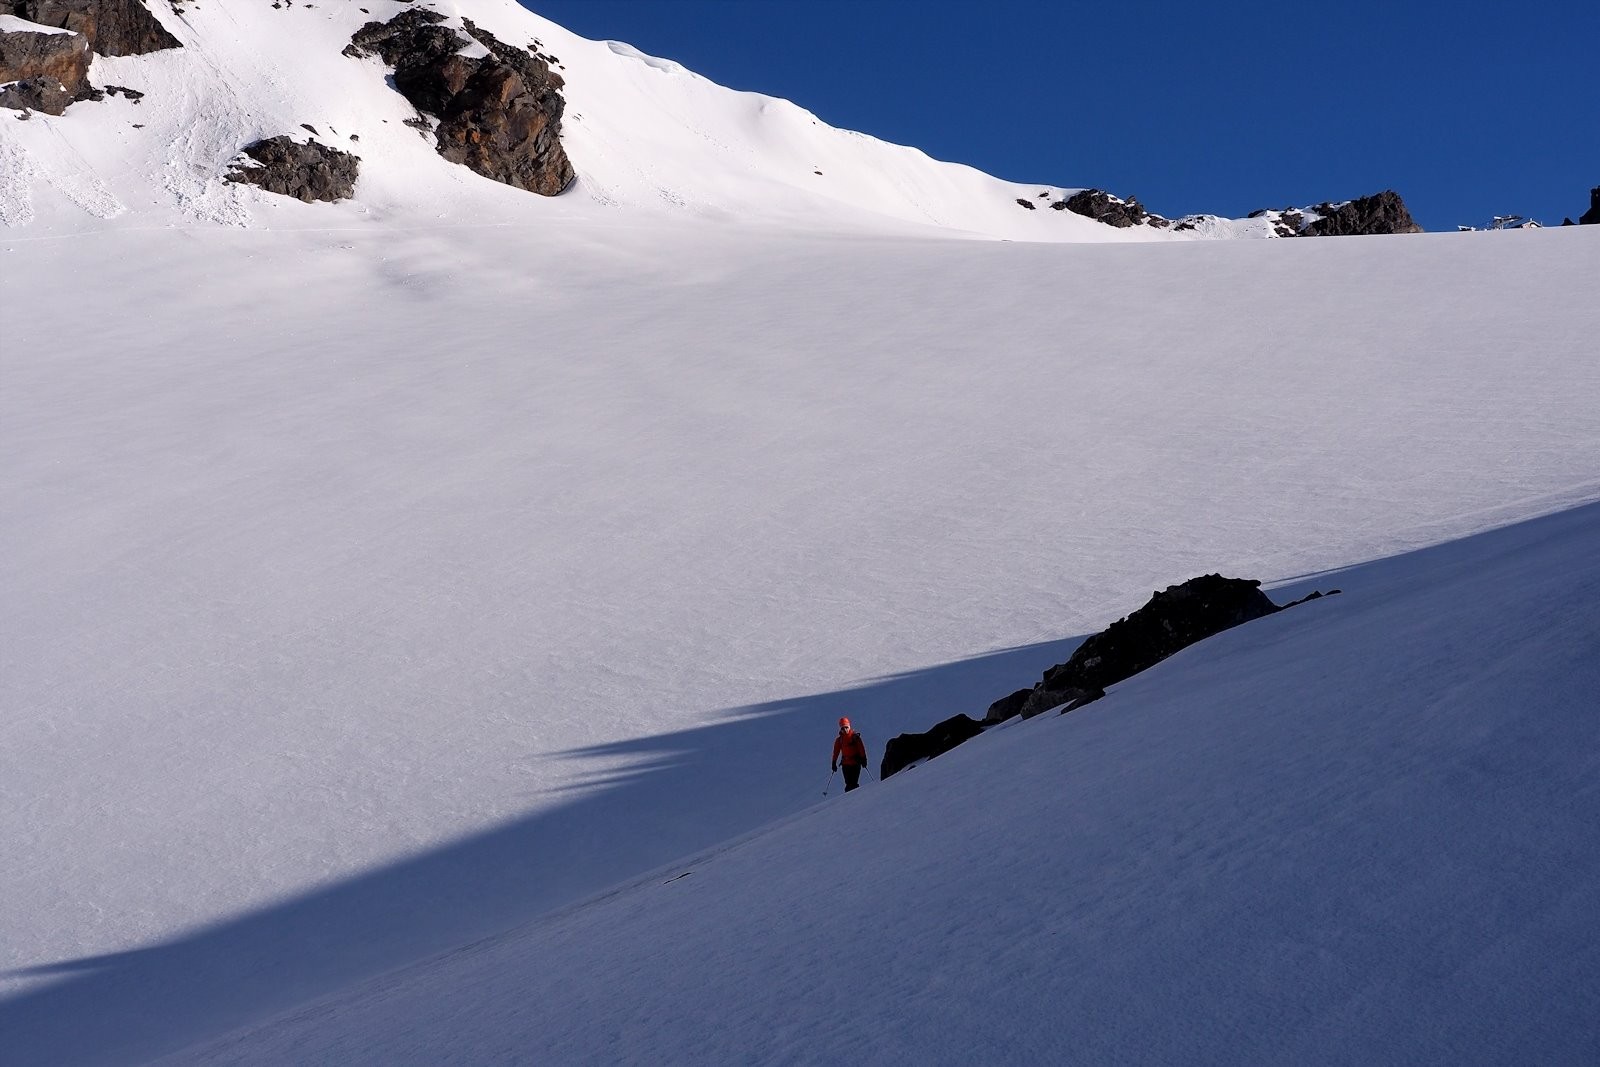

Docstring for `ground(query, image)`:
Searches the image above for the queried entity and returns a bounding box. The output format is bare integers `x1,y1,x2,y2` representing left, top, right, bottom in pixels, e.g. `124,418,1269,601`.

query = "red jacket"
833,729,867,768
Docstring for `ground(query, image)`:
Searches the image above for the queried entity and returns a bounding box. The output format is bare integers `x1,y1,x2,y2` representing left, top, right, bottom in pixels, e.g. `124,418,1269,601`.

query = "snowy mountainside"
165,500,1600,1065
0,0,1154,239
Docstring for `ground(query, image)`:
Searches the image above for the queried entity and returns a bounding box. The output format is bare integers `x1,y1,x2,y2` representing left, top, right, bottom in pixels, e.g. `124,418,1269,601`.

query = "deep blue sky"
527,0,1598,231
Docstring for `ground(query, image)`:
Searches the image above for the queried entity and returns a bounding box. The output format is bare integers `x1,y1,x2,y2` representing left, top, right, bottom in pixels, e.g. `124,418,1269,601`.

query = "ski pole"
823,768,836,796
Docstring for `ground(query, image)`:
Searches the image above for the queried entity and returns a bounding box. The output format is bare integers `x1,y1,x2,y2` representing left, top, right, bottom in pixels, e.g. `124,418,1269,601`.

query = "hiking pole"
823,768,836,796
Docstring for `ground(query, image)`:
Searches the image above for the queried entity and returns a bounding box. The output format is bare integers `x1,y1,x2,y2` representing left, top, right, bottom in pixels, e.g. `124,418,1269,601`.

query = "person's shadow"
1,637,1078,1065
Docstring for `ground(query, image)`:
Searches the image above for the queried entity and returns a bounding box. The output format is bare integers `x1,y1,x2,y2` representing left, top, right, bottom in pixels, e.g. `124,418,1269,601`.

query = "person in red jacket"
832,717,868,792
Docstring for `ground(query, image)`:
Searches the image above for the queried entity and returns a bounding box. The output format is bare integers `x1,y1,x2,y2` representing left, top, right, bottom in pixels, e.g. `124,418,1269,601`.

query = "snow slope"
1,0,1163,240
2,1,1598,1062
166,499,1600,1066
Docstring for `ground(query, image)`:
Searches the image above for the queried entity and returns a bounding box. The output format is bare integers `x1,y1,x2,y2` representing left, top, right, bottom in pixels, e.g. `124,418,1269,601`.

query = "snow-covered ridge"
0,0,1239,240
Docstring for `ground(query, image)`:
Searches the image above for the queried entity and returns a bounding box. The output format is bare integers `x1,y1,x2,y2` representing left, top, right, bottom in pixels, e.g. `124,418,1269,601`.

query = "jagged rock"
880,714,984,781
983,687,1033,725
1301,190,1422,236
985,575,1281,726
1579,187,1600,226
226,136,360,203
1018,684,1104,720
346,9,574,196
0,74,73,113
7,0,179,56
1055,189,1153,228
0,22,89,113
1015,197,1035,210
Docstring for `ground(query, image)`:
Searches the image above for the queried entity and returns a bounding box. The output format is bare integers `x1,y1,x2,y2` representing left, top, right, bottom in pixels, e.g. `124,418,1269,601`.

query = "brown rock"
346,9,573,196
0,23,90,113
7,0,179,56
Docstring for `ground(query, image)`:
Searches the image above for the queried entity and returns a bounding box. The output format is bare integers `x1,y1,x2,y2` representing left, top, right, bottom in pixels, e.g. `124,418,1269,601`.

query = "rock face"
6,0,180,56
993,575,1282,724
0,22,90,114
1301,190,1422,236
226,137,360,203
880,714,984,781
345,9,574,196
1580,187,1600,226
1052,189,1169,229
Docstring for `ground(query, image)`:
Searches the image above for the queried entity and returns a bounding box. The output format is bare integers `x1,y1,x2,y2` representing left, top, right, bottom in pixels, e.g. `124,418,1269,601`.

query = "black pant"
842,764,862,791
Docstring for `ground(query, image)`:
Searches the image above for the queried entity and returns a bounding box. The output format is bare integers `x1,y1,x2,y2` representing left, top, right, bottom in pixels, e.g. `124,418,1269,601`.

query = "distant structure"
1458,215,1545,231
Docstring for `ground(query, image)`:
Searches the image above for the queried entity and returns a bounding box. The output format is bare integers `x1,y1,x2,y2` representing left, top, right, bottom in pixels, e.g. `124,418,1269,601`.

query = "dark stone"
7,0,180,56
1019,684,1104,720
1579,187,1600,226
1058,188,1152,228
225,136,360,203
1301,190,1422,236
986,574,1283,726
1015,197,1035,210
880,714,985,781
103,82,140,100
0,74,74,113
0,23,89,113
345,9,573,196
983,688,1034,725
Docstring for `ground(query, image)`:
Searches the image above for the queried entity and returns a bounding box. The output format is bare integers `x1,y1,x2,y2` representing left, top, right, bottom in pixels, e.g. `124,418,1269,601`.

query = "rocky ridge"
344,6,574,196
879,575,1338,780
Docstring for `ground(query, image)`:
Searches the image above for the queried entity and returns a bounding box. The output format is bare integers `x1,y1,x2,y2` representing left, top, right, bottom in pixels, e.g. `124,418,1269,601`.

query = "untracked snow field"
3,217,1597,1063
1,0,1598,1059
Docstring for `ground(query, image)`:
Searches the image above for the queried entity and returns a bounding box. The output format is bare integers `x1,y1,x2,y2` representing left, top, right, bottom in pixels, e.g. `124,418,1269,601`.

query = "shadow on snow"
1,638,1080,1065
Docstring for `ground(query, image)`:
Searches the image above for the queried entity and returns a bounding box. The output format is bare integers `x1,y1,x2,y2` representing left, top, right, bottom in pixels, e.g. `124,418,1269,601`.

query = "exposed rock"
1015,197,1035,210
983,687,1034,725
225,136,360,203
0,22,89,113
7,0,180,56
987,575,1283,726
880,714,984,781
1301,190,1422,236
1055,188,1155,228
1580,187,1600,226
1018,684,1104,720
0,74,73,113
345,9,574,196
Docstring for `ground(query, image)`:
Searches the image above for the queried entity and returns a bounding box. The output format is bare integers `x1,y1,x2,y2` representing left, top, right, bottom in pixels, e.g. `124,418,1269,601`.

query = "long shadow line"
1,638,1078,1065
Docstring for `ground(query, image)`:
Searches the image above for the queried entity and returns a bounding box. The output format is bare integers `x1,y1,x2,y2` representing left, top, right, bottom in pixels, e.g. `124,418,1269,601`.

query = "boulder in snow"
225,136,360,203
881,714,985,780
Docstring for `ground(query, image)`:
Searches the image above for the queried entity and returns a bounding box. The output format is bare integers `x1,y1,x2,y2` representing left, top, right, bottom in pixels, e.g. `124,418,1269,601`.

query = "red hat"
838,717,851,729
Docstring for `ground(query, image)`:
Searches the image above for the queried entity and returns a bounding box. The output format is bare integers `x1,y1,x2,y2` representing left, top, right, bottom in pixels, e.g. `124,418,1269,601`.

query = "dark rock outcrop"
226,136,360,203
880,714,984,781
1053,188,1168,228
1301,190,1422,236
992,575,1282,725
881,575,1338,779
345,9,574,196
983,688,1034,725
0,22,90,114
1579,187,1600,226
7,0,179,56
